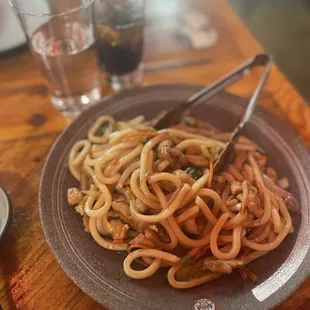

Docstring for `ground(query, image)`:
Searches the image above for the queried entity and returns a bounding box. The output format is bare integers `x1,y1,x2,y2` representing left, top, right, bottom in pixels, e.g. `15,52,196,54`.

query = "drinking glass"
94,0,145,91
9,0,102,116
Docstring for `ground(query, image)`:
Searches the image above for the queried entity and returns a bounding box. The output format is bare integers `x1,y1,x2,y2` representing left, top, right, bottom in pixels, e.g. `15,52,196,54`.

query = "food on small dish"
67,114,298,289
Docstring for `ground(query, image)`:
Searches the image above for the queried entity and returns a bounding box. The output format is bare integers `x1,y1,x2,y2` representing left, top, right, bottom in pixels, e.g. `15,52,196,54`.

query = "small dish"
0,186,12,241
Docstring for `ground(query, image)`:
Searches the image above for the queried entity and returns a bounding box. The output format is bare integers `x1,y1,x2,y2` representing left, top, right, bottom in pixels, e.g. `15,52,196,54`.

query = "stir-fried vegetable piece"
184,166,203,180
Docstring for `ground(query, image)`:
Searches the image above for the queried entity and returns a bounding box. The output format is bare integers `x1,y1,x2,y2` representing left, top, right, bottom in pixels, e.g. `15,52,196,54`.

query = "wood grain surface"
0,0,309,309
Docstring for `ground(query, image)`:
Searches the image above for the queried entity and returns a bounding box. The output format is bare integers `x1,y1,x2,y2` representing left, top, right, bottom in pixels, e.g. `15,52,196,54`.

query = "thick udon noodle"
67,115,297,289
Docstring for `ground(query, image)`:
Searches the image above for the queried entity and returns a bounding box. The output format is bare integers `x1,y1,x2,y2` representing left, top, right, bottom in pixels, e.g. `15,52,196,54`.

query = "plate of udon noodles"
40,85,310,310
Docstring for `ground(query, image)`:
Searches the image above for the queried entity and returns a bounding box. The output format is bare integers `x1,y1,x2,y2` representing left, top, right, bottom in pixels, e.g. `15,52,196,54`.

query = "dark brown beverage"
94,1,145,90
96,21,144,75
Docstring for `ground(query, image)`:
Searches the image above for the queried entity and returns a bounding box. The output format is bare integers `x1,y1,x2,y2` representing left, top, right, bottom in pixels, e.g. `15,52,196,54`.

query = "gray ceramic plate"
39,85,310,310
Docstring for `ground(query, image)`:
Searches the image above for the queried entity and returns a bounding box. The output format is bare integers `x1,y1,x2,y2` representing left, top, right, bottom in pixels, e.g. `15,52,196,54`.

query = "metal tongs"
153,53,272,172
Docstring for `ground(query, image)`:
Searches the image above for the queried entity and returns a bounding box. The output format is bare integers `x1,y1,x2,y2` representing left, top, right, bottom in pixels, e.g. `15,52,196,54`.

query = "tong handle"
233,56,271,134
213,54,272,173
184,53,271,109
153,53,271,130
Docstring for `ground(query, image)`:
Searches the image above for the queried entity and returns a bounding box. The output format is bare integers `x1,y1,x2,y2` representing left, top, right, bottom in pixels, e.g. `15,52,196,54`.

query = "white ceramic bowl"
0,0,26,52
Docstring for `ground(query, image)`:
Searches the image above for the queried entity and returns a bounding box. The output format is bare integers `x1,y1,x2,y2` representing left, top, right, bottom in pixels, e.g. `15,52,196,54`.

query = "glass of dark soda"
95,0,145,91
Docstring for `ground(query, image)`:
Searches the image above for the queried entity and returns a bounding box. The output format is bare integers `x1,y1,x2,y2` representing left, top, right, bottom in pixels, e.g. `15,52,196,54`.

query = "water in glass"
31,19,101,114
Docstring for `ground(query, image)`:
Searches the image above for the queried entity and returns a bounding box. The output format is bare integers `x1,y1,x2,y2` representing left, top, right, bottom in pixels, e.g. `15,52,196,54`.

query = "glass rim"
9,0,94,17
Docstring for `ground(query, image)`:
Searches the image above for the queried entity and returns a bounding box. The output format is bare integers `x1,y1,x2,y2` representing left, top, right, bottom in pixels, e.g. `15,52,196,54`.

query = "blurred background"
2,0,310,103
228,0,310,103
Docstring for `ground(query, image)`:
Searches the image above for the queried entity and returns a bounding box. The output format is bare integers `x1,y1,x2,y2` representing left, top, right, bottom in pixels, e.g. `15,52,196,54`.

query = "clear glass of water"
9,0,102,116
94,0,145,91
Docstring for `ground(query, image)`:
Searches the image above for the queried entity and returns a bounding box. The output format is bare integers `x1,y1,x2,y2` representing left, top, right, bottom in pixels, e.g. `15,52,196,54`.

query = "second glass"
94,0,145,91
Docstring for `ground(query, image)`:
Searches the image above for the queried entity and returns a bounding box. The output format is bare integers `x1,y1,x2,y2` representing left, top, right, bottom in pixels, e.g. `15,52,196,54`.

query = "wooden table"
0,0,309,309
